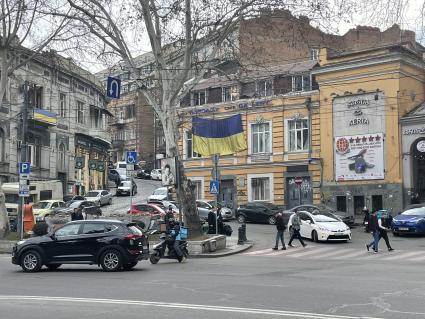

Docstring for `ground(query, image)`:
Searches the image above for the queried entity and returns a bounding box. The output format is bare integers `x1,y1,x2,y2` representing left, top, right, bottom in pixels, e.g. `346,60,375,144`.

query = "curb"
189,241,253,258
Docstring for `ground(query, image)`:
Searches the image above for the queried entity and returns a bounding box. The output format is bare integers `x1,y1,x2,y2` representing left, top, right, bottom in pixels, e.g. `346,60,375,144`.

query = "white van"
1,180,63,219
115,161,140,177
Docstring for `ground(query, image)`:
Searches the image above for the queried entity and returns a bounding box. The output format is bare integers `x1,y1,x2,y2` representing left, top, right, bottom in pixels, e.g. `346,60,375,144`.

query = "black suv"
12,220,149,272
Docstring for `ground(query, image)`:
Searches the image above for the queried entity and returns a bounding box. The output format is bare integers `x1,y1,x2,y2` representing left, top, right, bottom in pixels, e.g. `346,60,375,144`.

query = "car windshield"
33,202,50,209
314,204,335,213
120,181,131,187
153,188,167,195
312,212,339,222
85,192,99,197
69,201,82,208
402,207,425,216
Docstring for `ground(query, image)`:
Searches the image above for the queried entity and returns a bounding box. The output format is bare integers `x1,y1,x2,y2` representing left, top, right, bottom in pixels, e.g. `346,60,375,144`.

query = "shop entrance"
354,196,365,216
219,179,235,212
412,138,425,201
286,176,312,209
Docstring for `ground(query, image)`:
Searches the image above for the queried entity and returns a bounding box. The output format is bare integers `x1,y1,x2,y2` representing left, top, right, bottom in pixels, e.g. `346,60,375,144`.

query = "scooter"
150,232,189,264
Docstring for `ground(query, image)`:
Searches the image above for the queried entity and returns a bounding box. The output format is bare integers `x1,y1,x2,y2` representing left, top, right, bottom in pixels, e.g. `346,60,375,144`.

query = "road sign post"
18,162,31,240
212,154,220,234
126,151,137,222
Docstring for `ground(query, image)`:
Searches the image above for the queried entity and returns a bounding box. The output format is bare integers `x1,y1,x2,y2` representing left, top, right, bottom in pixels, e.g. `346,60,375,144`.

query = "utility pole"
213,154,219,235
17,81,29,239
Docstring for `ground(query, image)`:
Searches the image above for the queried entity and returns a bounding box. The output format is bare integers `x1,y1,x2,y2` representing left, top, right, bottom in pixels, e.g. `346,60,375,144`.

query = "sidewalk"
0,240,15,254
190,237,253,258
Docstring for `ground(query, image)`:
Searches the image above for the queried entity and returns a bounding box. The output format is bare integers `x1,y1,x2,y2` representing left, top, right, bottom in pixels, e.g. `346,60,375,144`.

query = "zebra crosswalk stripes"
243,246,425,263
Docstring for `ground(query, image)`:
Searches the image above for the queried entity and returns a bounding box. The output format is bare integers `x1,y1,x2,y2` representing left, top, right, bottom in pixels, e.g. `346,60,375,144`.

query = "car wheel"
122,262,138,270
268,216,276,225
237,215,246,224
100,249,123,272
108,198,112,205
150,251,161,264
312,230,319,242
20,250,42,273
46,264,61,270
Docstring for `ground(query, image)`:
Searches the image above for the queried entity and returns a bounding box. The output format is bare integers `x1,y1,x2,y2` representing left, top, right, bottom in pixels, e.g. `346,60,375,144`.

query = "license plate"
399,227,409,231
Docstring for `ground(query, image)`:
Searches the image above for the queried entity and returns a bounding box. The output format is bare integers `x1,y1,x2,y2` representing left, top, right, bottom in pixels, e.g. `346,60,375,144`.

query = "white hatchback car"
287,210,351,242
151,169,162,181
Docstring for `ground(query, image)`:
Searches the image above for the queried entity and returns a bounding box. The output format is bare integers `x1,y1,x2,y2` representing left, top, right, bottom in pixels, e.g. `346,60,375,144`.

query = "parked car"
136,169,151,179
108,169,127,185
11,220,150,272
63,194,85,202
116,180,137,196
148,187,169,202
128,203,166,218
54,200,102,217
236,202,280,224
32,200,66,222
84,190,113,206
206,200,234,220
392,206,425,235
287,210,351,242
283,204,355,226
151,169,162,181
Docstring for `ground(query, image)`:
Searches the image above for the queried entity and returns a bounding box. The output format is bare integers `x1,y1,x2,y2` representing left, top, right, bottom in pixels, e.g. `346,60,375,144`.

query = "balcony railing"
89,127,111,143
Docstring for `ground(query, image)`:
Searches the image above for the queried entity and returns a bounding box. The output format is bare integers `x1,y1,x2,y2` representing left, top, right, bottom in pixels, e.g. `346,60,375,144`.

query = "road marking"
332,250,368,260
244,248,276,255
262,246,317,257
380,251,422,261
0,295,384,319
407,254,425,262
282,247,334,258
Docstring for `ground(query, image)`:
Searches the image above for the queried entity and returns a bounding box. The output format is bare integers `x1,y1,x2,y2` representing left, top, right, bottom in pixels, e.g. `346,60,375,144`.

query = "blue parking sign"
126,151,137,165
19,162,31,175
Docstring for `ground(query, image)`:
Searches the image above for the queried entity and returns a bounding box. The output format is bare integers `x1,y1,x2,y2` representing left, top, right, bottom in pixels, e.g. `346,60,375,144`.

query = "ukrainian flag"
192,114,247,156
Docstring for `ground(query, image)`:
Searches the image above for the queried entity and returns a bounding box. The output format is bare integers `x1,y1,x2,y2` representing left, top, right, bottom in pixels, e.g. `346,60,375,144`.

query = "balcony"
110,118,125,126
89,128,111,144
112,139,125,148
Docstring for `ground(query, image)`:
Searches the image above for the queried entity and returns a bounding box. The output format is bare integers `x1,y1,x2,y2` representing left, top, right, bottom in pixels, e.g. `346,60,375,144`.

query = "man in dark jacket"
288,212,307,248
207,210,216,234
366,210,380,253
378,212,394,251
164,205,175,233
273,212,286,250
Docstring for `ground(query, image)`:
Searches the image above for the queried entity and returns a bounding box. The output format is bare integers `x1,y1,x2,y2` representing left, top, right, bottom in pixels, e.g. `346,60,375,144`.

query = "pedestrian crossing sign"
210,180,219,194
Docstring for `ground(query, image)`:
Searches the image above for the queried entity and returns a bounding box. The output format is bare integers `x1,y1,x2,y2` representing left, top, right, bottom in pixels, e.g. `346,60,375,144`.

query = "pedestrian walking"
378,212,394,251
273,212,286,250
366,210,380,253
288,212,307,248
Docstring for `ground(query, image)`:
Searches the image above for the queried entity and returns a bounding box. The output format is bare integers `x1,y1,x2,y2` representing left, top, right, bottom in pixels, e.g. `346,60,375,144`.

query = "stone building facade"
0,49,111,195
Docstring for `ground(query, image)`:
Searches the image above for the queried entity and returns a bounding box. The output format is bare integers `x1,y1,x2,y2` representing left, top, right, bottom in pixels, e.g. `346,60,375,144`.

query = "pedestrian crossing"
243,245,425,263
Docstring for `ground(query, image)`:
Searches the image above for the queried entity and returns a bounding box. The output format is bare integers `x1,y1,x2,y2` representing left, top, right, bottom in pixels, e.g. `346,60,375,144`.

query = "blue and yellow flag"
192,114,247,156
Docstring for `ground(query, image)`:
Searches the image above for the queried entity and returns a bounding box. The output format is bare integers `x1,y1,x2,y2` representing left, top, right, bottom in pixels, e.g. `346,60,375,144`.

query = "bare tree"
51,0,359,234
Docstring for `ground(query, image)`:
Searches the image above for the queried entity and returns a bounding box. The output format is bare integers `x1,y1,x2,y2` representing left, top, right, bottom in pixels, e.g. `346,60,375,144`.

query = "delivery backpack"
222,224,232,236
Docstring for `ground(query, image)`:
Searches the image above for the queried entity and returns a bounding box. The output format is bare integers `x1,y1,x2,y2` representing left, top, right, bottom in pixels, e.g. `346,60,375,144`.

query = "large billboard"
161,157,177,187
335,133,384,181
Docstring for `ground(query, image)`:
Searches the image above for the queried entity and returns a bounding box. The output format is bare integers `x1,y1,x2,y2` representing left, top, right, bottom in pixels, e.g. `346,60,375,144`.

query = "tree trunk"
160,106,202,237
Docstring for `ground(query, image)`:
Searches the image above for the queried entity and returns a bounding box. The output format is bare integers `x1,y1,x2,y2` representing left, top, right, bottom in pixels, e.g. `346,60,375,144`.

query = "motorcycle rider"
164,205,175,233
169,220,184,262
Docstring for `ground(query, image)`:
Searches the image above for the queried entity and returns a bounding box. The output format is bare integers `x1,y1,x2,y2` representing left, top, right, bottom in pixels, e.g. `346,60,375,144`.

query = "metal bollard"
237,225,244,245
242,223,248,242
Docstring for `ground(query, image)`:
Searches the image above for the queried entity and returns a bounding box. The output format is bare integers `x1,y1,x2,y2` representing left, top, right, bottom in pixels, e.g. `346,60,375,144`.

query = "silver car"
84,190,113,207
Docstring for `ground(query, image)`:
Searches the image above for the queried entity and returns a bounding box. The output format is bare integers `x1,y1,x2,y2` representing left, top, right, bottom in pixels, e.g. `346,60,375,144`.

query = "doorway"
58,172,67,195
372,195,383,212
412,138,425,201
353,196,365,216
219,179,235,212
286,176,312,209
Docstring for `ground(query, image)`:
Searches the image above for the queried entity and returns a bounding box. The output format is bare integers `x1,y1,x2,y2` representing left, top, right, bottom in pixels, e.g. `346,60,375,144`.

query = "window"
28,85,43,108
310,48,319,60
192,91,206,106
77,101,84,124
251,122,271,154
337,196,347,212
0,128,4,162
192,180,203,200
251,177,270,201
55,224,81,237
82,223,105,235
125,105,135,119
288,119,309,152
292,75,312,92
58,143,66,171
28,141,40,167
186,131,201,159
59,93,66,117
256,80,273,97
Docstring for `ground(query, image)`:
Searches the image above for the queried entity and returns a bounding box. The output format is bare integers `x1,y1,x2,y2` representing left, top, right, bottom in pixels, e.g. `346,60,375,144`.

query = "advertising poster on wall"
160,157,177,187
335,133,384,181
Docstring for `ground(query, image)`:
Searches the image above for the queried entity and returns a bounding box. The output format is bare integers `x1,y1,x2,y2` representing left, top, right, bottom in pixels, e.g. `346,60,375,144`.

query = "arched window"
0,128,5,162
58,143,66,171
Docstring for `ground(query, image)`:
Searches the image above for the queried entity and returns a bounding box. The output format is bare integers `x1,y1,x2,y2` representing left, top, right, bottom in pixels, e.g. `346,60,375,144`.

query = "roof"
192,60,318,91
